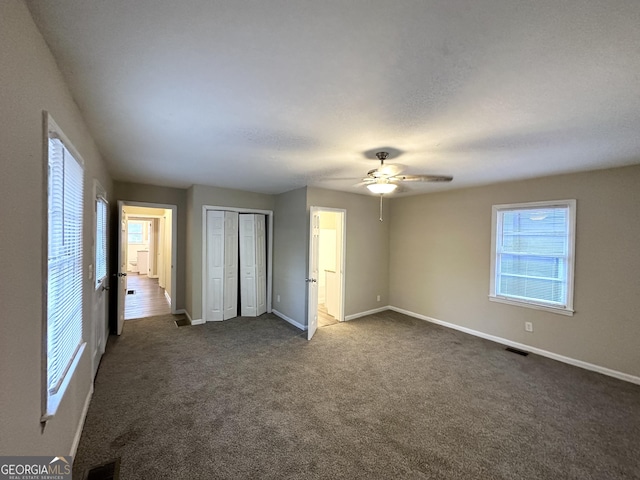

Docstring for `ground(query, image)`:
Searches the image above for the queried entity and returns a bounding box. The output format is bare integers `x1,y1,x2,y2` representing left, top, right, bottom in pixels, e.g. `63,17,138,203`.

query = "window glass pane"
128,221,144,244
493,203,573,309
501,208,567,255
499,254,564,280
47,138,83,399
95,197,107,286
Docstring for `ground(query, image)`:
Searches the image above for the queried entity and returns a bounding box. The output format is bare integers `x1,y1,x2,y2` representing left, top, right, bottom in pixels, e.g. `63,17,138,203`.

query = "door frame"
116,201,178,333
202,205,274,320
125,215,163,277
307,207,347,332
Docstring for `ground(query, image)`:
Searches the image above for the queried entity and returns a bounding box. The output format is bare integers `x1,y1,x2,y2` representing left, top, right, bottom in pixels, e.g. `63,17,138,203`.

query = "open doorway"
317,210,344,326
308,207,346,340
116,201,178,334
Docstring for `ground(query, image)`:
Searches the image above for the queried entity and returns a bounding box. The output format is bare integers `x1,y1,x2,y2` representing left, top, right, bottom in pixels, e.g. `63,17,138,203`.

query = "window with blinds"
95,195,108,288
490,200,576,316
45,133,85,419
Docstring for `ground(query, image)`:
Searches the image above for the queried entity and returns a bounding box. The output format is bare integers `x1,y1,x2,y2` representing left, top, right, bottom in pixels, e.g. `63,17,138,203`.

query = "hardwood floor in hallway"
318,303,338,327
125,273,171,319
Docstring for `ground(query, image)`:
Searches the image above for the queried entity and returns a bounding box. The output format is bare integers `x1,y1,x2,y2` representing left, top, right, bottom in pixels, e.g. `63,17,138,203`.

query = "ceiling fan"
363,151,453,194
363,152,453,221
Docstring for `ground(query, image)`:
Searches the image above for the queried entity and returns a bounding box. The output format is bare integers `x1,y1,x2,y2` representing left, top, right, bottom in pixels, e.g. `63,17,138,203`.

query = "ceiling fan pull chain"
379,194,384,221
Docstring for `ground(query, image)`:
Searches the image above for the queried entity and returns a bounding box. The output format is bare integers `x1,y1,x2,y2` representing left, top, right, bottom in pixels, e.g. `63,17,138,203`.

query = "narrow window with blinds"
489,200,576,316
95,194,108,289
44,126,86,421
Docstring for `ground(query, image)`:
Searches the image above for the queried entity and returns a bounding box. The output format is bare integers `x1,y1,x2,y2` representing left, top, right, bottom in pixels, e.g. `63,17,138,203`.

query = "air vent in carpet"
505,347,529,356
83,458,120,480
126,290,135,295
175,318,190,327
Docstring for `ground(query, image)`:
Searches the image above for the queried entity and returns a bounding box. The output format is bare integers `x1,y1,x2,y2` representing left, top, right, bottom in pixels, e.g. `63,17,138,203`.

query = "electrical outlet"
277,295,280,302
376,295,381,302
525,322,533,332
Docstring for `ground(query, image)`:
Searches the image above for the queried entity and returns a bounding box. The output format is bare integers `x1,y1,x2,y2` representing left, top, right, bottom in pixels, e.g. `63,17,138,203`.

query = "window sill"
41,342,86,423
488,295,574,316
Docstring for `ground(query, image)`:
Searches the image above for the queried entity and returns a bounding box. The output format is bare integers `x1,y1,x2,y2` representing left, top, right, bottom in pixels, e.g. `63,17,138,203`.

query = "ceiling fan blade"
317,176,363,181
378,163,404,177
395,174,453,183
367,163,405,178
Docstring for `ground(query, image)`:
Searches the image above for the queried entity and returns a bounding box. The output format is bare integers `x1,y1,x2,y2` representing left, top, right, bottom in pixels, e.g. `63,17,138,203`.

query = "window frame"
489,199,577,316
42,113,86,422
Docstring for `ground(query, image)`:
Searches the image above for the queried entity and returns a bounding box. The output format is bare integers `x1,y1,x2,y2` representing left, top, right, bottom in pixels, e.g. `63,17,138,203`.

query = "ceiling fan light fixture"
367,181,397,194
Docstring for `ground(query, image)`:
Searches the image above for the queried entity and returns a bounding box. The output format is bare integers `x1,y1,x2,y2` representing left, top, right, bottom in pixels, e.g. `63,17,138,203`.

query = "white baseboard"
70,384,93,457
174,308,185,315
164,291,171,305
183,310,205,326
389,306,640,386
345,306,390,321
272,309,306,331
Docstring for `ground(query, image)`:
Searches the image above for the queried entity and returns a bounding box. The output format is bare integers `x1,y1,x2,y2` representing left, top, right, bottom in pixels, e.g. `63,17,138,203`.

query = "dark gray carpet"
74,311,640,479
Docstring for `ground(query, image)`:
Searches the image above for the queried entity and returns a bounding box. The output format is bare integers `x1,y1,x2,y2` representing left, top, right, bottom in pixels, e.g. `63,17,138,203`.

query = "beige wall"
307,187,390,317
0,0,112,455
187,184,275,320
114,182,187,311
389,165,640,377
273,187,309,324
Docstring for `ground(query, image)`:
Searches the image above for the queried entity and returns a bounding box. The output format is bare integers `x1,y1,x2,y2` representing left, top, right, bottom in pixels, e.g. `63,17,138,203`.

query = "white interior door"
223,212,239,320
239,214,267,317
206,210,225,321
307,208,320,340
116,207,127,335
255,214,267,316
93,193,108,378
239,214,257,316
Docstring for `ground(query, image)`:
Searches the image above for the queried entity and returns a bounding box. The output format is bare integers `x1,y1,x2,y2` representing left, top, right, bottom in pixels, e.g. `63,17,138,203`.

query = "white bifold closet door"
206,210,238,321
239,214,267,317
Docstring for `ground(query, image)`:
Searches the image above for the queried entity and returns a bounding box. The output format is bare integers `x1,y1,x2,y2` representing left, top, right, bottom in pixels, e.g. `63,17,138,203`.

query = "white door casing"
307,208,320,340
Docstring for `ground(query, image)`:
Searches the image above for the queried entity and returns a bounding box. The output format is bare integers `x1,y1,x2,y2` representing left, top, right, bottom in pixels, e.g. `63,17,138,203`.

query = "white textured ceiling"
27,0,640,195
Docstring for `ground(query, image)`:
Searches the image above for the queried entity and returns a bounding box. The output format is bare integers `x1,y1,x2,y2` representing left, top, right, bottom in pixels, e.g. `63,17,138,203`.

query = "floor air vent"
506,347,529,356
175,318,190,327
127,290,135,295
83,458,120,480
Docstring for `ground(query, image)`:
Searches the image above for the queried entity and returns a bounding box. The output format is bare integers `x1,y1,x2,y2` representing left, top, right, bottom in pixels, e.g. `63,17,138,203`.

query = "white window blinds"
496,207,569,305
95,196,107,288
490,199,576,315
47,137,84,399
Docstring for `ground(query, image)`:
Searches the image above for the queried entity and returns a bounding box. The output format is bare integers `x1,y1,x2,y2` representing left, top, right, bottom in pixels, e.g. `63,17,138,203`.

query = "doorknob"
305,278,317,283
112,272,127,277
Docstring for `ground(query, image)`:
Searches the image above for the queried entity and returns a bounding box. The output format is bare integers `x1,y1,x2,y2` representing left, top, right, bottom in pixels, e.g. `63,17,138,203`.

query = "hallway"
125,274,171,319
